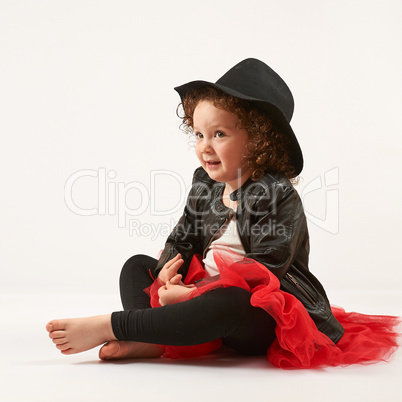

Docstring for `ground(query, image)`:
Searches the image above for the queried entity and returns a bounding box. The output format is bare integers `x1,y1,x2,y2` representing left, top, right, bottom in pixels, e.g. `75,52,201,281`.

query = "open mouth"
206,161,221,168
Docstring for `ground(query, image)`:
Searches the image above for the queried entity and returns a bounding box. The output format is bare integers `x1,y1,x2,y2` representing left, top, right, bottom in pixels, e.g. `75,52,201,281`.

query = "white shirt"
202,215,246,277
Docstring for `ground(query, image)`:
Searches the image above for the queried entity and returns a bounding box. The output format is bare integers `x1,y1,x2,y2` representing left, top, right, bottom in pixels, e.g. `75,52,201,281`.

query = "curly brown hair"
179,86,298,183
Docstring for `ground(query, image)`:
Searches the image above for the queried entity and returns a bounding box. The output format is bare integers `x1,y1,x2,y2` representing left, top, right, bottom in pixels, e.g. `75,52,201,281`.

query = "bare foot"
99,341,165,360
46,315,117,355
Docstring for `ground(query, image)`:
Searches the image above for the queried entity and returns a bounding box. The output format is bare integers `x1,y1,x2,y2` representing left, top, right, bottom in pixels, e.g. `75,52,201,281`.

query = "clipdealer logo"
64,168,187,229
300,167,339,234
64,167,340,236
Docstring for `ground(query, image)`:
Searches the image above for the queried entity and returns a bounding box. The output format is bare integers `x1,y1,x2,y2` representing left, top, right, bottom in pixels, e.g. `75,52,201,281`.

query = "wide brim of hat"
174,80,303,177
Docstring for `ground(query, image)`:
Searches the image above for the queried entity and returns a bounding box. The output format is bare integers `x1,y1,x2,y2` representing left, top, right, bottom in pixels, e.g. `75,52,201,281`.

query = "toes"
61,348,75,355
46,319,64,332
53,337,67,345
49,330,65,339
56,342,70,351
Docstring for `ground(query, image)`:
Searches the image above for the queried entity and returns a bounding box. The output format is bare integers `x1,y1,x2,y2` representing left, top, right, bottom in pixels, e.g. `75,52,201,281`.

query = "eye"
215,131,226,138
195,132,204,139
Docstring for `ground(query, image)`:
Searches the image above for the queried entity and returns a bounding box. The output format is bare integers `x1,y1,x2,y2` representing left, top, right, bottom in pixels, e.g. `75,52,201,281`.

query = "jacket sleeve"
245,180,308,280
151,170,205,280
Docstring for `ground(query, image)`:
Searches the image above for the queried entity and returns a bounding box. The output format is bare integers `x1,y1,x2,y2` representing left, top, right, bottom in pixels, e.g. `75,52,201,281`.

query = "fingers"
177,280,195,288
158,285,168,306
169,274,182,285
159,281,197,307
164,253,182,270
166,256,184,276
158,281,179,306
159,254,184,283
158,285,167,296
165,257,184,281
165,277,194,290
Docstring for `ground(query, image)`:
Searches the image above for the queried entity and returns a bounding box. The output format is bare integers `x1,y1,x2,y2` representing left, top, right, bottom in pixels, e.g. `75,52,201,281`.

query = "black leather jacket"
154,167,344,344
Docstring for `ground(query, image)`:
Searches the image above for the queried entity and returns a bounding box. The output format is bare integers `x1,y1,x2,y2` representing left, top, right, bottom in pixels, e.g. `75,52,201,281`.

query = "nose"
202,138,213,154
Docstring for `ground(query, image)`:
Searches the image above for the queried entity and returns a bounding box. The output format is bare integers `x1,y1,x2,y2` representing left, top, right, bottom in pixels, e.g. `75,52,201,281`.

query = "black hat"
174,58,303,176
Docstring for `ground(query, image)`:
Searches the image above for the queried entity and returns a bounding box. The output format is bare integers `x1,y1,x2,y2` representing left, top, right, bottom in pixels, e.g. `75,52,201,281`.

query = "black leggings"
111,254,276,355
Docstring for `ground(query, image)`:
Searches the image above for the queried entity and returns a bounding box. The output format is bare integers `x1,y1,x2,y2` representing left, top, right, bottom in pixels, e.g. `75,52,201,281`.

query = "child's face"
193,100,251,190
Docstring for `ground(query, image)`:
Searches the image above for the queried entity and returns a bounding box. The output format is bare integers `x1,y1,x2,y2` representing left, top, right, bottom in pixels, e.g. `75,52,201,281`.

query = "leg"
119,254,157,310
101,254,165,358
47,254,164,357
47,287,275,358
47,255,276,358
111,287,276,355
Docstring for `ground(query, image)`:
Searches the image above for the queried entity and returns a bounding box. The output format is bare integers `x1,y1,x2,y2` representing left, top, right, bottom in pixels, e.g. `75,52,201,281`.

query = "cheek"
226,144,247,164
195,144,202,161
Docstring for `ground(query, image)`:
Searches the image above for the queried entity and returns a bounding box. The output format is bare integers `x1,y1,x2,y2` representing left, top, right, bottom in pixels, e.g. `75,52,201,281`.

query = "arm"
245,179,308,280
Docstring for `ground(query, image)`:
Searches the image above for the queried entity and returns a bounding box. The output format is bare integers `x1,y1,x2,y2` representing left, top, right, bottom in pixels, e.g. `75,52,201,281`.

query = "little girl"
46,58,399,368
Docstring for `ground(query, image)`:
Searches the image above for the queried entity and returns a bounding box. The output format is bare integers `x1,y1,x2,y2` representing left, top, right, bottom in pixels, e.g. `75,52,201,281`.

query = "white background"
1,1,402,401
1,0,401,296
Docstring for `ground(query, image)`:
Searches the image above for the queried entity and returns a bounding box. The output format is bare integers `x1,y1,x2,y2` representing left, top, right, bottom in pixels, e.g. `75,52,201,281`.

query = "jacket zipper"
286,273,316,305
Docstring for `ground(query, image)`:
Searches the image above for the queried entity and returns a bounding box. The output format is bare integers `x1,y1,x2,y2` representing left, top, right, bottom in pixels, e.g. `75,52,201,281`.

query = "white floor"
1,291,401,402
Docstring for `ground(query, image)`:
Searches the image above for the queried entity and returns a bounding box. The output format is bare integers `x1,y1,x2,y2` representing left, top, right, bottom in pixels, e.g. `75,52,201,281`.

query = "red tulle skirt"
146,252,400,369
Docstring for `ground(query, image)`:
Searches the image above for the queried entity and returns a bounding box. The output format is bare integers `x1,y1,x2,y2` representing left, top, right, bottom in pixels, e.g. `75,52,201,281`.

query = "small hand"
158,254,184,284
158,275,196,306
